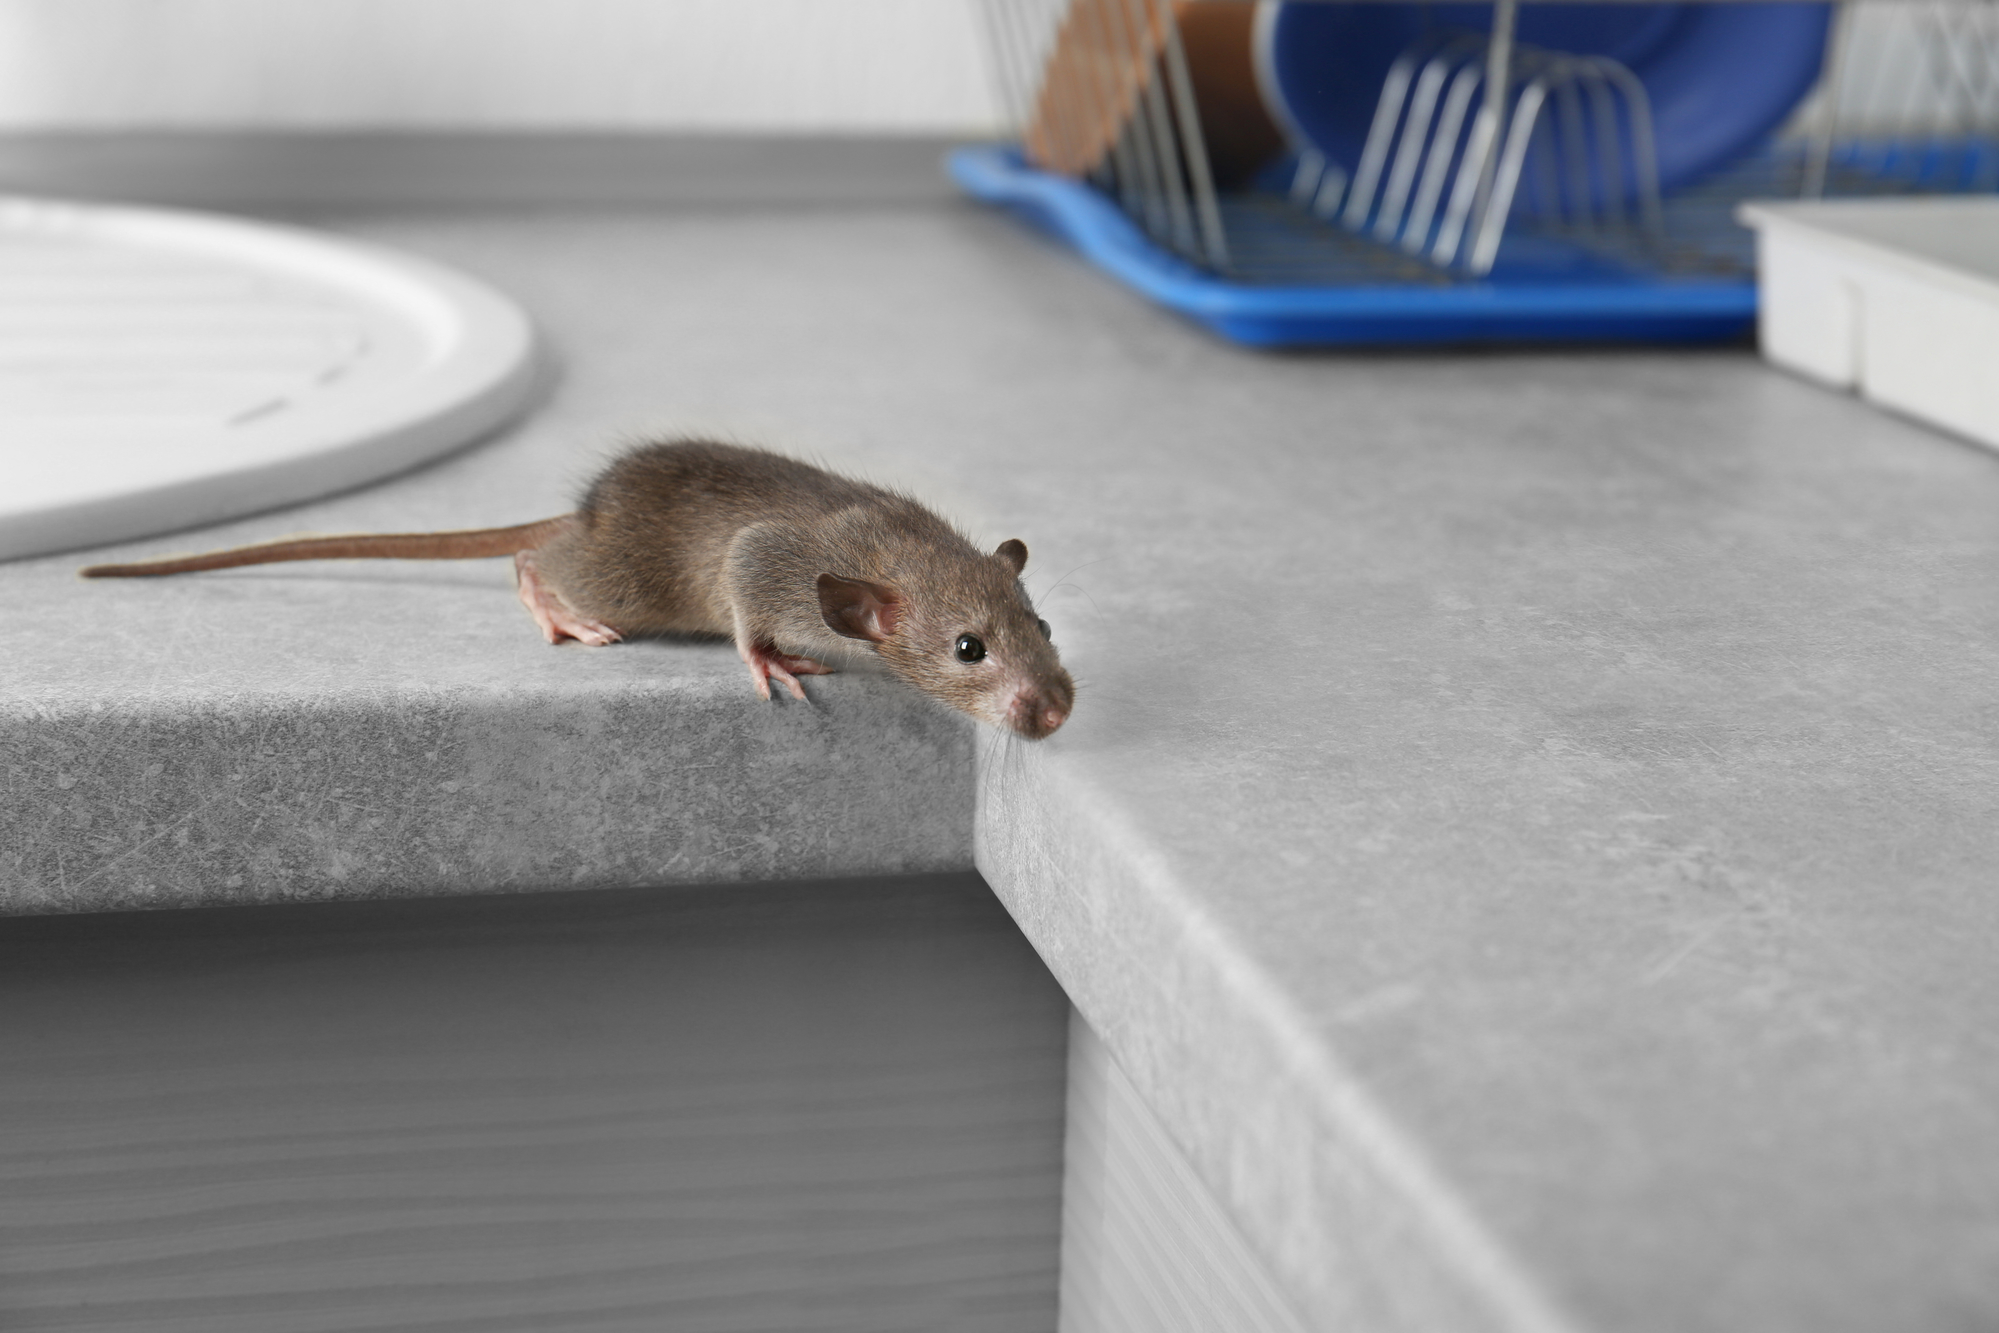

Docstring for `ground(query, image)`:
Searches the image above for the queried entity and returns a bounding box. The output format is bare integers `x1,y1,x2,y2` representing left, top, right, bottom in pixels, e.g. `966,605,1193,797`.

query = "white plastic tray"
0,197,539,562
1739,197,1999,454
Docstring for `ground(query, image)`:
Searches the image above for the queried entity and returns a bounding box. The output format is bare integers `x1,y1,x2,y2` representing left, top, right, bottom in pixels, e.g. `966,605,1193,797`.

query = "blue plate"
1255,2,1833,197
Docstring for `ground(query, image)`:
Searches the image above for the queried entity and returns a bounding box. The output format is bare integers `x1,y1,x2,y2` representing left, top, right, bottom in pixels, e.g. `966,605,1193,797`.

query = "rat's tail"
80,515,574,578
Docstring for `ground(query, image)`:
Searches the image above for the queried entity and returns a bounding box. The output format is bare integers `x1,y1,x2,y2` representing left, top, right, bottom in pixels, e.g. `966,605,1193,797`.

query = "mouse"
81,440,1076,740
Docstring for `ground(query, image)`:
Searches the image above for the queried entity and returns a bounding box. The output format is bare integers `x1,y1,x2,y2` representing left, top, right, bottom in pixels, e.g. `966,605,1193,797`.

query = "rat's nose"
1009,683,1071,739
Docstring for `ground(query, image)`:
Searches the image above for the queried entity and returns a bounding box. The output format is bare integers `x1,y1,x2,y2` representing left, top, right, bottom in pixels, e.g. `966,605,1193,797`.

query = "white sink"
0,197,539,561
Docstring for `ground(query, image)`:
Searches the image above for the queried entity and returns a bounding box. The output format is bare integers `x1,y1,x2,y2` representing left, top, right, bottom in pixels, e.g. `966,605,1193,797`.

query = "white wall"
0,0,1002,133
4,1,1966,145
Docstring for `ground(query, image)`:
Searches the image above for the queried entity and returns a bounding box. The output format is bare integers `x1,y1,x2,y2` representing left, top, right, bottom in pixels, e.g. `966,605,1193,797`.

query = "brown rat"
81,440,1075,740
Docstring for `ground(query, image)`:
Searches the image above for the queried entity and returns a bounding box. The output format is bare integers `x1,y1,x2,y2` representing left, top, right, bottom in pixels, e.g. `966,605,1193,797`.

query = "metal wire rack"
960,0,1999,344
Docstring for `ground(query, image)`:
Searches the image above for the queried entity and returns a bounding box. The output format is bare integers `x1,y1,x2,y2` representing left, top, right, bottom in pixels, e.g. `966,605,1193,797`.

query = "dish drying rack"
954,0,1999,345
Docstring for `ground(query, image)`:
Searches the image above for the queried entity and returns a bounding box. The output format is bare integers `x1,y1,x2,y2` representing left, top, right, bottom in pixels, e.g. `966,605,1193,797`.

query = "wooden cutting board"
1023,0,1282,188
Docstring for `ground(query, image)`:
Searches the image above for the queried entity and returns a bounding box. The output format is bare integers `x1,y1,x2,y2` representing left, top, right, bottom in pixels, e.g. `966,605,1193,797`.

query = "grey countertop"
7,139,1999,1332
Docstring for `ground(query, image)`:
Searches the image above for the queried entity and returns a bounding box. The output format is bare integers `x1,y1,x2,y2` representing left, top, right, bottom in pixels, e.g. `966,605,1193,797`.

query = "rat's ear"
994,539,1028,576
818,573,903,642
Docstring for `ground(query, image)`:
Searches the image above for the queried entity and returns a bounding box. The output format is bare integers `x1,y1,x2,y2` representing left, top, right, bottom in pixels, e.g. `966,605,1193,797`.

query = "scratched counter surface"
6,149,1999,1333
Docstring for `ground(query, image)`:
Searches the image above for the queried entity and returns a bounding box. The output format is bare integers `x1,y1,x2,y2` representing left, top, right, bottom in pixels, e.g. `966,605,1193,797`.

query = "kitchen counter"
6,137,1999,1332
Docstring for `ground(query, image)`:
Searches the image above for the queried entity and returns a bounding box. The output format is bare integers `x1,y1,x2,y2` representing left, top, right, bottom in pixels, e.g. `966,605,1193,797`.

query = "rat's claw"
776,668,808,701
741,639,814,701
771,652,833,678
562,620,623,647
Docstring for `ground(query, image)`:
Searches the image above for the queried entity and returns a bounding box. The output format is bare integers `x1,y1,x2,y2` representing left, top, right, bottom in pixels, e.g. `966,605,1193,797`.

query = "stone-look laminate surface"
6,177,1999,1331
5,673,972,914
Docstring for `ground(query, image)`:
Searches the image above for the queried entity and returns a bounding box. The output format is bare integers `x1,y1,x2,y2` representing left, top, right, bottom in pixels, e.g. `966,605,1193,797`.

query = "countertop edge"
975,752,1587,1333
2,677,978,915
0,130,974,211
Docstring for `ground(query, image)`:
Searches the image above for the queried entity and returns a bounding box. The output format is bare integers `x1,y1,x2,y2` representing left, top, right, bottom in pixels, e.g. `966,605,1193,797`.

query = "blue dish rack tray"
949,140,1994,348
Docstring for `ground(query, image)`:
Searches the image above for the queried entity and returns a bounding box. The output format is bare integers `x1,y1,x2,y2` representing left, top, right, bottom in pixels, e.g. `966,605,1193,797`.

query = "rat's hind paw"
555,617,623,647
515,551,623,646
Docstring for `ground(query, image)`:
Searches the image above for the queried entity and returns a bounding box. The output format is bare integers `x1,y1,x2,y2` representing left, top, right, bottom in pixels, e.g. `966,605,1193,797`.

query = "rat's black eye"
1036,618,1052,640
954,634,986,664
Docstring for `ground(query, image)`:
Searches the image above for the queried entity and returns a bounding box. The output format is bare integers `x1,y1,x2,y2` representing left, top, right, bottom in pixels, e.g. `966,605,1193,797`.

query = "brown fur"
81,440,1076,739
